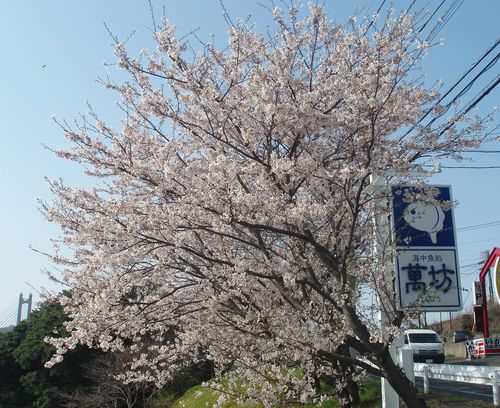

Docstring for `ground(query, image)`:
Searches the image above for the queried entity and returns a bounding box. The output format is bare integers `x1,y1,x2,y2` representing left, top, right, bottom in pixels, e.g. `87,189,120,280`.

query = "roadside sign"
392,186,462,311
473,281,483,306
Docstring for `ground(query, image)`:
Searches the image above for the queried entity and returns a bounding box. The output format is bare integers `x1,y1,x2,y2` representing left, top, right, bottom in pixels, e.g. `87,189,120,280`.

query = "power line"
460,255,484,264
459,261,482,269
462,286,472,305
425,0,465,44
430,53,500,131
452,75,500,119
460,261,482,269
400,38,500,139
405,0,417,14
422,164,500,169
445,165,500,169
362,0,387,35
457,220,500,232
406,0,465,68
465,150,500,154
460,236,500,246
417,0,447,33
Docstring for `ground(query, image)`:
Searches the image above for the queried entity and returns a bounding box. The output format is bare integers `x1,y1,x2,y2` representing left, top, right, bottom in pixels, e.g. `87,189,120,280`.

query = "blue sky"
0,1,498,323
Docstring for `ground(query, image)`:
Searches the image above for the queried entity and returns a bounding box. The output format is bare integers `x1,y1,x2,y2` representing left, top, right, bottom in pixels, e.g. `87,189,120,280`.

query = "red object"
478,247,500,338
477,340,486,358
466,338,500,358
473,305,484,332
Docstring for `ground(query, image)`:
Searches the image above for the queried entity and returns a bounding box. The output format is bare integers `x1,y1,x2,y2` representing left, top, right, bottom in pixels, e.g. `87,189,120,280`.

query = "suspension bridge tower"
16,292,33,325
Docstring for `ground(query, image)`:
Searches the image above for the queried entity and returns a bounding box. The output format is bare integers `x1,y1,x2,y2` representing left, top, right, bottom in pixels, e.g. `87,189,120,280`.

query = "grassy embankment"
150,380,381,408
150,379,493,407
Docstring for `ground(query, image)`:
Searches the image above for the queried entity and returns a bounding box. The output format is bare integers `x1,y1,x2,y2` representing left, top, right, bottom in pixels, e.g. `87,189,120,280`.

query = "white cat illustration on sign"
403,202,445,244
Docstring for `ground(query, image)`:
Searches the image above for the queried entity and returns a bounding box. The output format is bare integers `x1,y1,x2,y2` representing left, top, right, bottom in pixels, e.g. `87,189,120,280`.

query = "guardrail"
414,362,500,405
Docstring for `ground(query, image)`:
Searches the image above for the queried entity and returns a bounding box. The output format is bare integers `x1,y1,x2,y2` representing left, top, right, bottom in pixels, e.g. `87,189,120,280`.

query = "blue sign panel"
392,186,455,247
392,185,462,312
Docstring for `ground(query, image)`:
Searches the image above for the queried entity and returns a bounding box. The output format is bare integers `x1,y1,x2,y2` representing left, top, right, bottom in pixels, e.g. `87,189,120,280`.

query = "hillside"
429,302,500,340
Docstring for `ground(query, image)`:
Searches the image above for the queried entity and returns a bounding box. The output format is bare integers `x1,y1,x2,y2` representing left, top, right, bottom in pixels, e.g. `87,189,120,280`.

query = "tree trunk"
346,377,359,406
338,344,360,407
339,378,360,408
322,373,356,408
322,343,360,408
341,304,425,407
378,350,427,408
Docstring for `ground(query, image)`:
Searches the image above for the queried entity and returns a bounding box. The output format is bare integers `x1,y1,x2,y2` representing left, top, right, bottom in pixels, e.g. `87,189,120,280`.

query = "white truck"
404,329,445,364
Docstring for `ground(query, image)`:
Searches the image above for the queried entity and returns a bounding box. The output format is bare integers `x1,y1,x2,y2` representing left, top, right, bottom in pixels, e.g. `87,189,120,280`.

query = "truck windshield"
409,333,441,343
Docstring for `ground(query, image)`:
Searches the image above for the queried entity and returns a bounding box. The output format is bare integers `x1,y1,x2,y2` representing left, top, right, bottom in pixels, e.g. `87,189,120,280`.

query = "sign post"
473,281,484,305
371,175,400,408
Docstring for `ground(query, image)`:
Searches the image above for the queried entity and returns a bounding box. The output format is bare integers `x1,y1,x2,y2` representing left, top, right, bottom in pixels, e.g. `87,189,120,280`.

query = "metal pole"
399,347,414,384
492,370,499,406
371,174,400,408
423,366,430,394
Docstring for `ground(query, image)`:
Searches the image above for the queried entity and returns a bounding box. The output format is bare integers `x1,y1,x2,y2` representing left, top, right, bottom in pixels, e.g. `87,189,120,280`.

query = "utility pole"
16,293,32,325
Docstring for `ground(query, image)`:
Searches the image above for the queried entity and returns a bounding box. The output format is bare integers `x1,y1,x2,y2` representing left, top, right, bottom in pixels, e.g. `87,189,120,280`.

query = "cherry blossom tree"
43,4,491,408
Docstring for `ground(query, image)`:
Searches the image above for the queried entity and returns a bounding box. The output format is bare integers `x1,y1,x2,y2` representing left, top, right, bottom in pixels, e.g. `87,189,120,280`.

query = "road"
448,354,500,366
414,376,494,402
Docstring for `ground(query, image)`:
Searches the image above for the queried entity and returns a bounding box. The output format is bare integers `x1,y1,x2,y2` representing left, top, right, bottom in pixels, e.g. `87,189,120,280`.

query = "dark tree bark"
377,349,426,408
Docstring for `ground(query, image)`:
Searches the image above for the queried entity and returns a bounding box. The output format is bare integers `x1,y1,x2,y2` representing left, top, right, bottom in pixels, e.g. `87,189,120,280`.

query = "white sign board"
473,281,483,306
392,186,462,311
493,258,500,306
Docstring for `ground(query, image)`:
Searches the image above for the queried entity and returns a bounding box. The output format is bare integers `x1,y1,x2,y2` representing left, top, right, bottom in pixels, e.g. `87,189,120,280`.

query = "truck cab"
404,329,445,363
